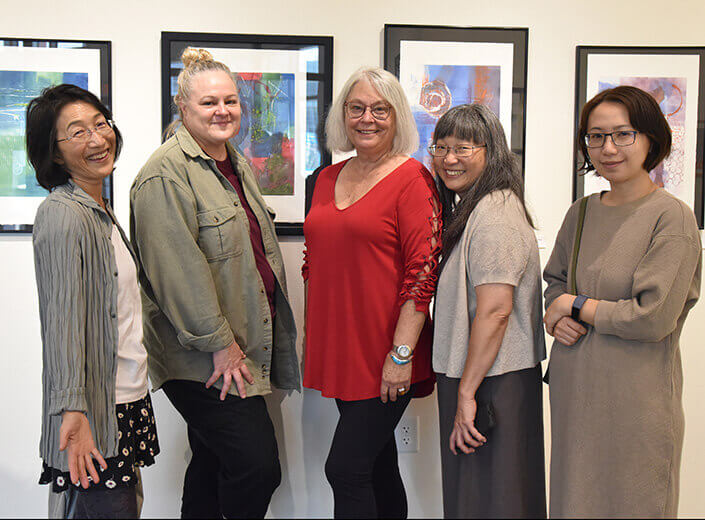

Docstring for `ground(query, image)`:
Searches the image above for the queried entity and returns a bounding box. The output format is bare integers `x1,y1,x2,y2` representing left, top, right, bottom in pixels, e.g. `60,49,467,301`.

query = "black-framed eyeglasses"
427,144,486,158
344,102,392,121
57,119,115,144
584,130,638,149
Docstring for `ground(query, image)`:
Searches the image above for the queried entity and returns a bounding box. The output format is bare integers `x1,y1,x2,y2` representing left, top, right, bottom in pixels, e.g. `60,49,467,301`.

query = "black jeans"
162,380,281,519
325,387,415,519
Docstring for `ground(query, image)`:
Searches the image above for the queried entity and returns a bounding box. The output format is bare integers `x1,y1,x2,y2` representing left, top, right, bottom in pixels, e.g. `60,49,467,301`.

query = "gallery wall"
1,0,705,517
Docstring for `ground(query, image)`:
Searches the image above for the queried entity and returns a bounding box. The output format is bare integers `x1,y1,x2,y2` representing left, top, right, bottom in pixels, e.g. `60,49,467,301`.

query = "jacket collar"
54,179,108,213
175,124,213,161
175,124,245,170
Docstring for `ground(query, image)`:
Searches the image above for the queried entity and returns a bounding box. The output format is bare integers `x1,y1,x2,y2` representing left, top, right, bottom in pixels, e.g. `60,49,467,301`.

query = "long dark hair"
434,104,533,270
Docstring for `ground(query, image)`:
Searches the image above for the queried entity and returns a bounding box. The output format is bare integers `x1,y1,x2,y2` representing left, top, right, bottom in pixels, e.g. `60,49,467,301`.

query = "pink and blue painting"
598,77,687,196
0,70,88,197
231,72,296,196
412,64,501,167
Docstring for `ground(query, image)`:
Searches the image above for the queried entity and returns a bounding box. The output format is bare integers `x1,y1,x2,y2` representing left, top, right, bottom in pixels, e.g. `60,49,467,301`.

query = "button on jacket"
129,125,300,397
34,180,132,470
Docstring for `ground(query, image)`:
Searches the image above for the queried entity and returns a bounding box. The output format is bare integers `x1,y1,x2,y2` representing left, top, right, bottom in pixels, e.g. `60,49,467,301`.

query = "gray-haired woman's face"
344,78,396,157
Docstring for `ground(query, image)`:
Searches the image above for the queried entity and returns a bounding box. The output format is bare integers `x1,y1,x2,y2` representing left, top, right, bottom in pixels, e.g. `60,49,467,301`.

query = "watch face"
396,345,411,358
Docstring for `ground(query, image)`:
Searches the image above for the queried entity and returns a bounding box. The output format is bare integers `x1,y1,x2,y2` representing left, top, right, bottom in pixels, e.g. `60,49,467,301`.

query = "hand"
206,339,255,400
380,353,412,403
544,293,576,335
449,394,487,455
552,316,587,346
59,411,107,489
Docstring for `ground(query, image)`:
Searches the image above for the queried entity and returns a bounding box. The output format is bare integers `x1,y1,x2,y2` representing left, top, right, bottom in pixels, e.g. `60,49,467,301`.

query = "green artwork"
0,70,88,197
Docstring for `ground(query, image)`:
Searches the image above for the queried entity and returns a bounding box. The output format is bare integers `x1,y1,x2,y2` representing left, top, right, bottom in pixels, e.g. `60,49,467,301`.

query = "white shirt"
111,225,149,403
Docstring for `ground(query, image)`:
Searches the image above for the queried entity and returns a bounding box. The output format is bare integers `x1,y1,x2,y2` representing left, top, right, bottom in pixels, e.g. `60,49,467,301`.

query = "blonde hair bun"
181,47,215,69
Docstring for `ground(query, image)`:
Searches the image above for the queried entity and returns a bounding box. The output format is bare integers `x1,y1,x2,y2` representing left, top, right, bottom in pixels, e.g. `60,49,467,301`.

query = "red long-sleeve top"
302,158,441,401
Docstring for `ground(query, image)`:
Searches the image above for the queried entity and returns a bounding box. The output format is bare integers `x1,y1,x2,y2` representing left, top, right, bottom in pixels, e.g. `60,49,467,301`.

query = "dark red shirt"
215,156,276,318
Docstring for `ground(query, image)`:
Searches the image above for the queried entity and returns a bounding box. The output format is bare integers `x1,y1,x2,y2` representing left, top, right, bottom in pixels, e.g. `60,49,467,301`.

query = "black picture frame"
161,31,333,235
384,24,528,172
0,37,112,233
574,46,705,228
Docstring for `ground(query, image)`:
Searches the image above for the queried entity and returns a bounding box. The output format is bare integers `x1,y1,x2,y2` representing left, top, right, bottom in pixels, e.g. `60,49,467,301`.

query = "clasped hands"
544,293,587,346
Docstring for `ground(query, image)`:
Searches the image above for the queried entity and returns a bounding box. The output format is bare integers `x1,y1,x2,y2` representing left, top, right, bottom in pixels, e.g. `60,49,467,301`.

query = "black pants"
162,380,281,519
325,387,414,519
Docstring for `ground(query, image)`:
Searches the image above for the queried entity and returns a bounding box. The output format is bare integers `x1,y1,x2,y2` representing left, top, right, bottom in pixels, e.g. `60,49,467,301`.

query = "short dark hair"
578,85,671,173
25,84,122,191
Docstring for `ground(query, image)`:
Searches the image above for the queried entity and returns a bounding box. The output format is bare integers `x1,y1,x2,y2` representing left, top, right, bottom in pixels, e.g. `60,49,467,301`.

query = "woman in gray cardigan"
28,84,158,518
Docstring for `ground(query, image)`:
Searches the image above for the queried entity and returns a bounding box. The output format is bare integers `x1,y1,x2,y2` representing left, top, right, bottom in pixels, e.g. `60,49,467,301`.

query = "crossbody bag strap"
569,196,589,295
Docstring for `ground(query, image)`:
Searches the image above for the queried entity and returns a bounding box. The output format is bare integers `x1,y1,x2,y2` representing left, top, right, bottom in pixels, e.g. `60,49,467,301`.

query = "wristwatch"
571,294,588,323
390,344,414,365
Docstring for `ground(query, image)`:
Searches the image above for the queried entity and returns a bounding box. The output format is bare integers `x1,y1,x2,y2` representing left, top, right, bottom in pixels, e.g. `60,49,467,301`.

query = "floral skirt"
40,393,159,493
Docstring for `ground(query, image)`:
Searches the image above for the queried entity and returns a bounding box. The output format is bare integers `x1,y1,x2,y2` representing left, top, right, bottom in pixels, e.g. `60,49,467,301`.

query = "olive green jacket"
129,126,300,397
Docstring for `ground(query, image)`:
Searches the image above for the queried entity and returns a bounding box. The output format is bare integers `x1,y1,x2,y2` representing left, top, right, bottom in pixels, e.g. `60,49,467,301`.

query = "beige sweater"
544,189,701,518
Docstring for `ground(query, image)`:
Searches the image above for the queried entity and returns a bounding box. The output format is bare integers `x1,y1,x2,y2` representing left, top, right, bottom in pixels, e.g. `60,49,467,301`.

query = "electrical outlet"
397,416,419,453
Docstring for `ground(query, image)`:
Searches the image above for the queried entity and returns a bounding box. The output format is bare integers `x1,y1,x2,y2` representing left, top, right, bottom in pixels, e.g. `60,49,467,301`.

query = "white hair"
325,67,419,155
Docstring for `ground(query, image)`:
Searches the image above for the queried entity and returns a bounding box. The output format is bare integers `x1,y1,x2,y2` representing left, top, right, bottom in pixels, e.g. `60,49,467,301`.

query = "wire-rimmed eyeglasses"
57,119,115,144
344,102,391,121
427,144,486,158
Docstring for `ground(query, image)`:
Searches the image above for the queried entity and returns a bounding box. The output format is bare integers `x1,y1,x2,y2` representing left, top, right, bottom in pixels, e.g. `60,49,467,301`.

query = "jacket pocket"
196,206,244,261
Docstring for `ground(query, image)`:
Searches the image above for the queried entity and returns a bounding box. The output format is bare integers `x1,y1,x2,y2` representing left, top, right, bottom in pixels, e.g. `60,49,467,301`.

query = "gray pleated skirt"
436,365,547,519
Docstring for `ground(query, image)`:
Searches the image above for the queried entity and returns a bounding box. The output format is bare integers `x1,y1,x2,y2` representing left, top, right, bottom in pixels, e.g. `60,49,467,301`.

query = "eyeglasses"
584,130,638,149
57,119,115,144
344,102,392,121
427,144,486,158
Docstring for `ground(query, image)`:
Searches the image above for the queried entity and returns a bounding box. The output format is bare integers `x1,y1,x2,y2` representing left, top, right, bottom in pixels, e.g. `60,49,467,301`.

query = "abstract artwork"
232,72,296,195
0,39,110,233
385,25,528,171
162,32,333,235
0,71,88,198
575,46,705,227
410,64,500,168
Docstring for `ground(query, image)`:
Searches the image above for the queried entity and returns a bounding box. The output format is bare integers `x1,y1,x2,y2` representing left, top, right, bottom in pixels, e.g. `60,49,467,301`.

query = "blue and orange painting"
411,64,501,167
0,70,88,197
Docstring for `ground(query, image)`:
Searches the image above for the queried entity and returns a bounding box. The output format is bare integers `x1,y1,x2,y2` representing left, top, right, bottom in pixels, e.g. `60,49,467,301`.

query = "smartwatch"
571,294,588,323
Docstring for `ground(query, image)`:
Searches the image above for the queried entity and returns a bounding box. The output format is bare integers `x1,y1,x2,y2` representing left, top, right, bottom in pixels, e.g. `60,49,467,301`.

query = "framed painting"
0,38,111,233
161,31,333,235
384,25,528,172
574,46,705,227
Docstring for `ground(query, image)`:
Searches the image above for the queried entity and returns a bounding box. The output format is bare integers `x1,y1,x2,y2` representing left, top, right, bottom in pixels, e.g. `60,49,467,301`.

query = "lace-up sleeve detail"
302,246,310,281
397,170,442,314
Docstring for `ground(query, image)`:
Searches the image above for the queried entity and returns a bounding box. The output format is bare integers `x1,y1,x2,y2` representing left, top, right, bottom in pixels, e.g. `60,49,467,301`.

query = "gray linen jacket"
34,181,131,469
129,126,300,397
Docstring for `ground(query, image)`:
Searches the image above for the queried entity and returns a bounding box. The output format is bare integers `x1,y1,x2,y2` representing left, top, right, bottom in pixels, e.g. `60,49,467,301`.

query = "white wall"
2,0,705,517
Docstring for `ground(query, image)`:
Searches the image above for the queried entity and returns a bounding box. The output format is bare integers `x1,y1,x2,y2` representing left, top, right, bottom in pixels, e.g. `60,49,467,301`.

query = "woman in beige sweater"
543,85,701,518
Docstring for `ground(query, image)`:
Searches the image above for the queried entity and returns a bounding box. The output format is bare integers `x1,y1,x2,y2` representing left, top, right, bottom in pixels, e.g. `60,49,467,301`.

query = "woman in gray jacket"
29,84,158,518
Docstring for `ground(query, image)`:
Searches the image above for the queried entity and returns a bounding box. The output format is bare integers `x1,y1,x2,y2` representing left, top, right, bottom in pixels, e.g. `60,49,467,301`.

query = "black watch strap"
572,294,588,322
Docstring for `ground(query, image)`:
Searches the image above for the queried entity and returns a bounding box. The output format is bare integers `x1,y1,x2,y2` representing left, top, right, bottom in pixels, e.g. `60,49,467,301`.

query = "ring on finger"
398,387,407,395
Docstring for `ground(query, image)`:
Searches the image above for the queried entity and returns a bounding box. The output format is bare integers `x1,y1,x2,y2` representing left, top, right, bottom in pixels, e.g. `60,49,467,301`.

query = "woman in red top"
303,66,441,519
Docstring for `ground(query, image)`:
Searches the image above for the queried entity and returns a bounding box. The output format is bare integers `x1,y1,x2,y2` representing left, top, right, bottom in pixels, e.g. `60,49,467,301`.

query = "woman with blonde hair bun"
130,47,300,519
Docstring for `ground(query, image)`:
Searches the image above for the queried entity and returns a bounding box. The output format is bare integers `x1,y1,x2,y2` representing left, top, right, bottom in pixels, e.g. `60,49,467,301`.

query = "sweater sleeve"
33,201,88,416
543,202,580,308
130,175,235,352
396,170,442,314
594,232,701,342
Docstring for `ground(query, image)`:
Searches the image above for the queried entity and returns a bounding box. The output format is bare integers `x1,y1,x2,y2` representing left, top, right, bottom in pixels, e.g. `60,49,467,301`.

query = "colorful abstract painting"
411,65,501,167
0,70,89,197
598,77,687,196
231,72,296,196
